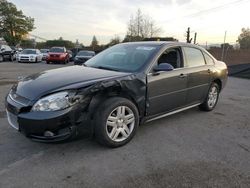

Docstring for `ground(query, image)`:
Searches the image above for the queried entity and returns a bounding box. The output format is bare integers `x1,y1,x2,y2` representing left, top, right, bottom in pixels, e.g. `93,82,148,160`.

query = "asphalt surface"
0,61,250,188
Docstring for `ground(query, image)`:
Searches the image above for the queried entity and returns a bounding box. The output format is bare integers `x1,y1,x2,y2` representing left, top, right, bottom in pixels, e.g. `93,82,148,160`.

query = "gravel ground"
0,61,250,188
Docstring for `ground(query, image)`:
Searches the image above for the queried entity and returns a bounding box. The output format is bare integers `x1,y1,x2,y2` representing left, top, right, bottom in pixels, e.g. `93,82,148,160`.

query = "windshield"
85,43,159,72
21,49,36,54
40,49,49,53
77,51,95,56
50,47,64,53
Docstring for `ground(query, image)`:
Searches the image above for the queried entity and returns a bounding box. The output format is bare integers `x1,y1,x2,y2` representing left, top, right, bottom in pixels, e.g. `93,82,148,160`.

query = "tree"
0,0,35,45
45,39,74,49
90,35,99,49
237,28,250,49
124,9,162,42
221,43,233,50
108,35,121,46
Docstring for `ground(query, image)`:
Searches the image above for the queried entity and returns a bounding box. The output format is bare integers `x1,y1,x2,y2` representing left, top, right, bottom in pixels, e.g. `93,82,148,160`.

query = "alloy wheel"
207,85,218,108
106,106,135,142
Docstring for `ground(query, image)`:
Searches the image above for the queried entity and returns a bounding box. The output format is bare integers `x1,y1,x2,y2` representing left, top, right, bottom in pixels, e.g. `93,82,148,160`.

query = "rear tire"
199,82,220,111
94,97,139,148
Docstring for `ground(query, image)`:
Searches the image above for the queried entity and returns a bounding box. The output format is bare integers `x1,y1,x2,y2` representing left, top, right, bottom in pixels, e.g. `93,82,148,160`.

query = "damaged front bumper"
5,94,91,142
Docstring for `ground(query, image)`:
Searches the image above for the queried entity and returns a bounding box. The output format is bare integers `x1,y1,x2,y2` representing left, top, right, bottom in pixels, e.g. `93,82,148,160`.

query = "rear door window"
183,47,205,67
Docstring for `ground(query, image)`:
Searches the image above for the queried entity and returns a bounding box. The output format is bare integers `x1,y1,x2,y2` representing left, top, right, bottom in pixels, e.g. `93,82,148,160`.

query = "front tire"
199,82,220,111
94,97,139,148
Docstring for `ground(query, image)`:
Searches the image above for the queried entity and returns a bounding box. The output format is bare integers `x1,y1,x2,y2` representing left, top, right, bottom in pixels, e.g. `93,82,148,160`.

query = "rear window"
183,47,205,67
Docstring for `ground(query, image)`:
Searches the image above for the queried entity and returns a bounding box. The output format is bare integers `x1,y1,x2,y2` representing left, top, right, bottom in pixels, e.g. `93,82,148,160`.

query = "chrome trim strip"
146,103,201,123
9,94,27,106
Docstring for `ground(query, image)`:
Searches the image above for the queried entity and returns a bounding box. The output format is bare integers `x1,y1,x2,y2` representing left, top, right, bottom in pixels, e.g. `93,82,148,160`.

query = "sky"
10,0,250,46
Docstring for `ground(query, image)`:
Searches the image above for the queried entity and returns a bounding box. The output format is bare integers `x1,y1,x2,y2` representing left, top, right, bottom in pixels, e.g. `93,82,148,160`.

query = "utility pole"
221,31,227,61
186,27,190,43
194,32,197,44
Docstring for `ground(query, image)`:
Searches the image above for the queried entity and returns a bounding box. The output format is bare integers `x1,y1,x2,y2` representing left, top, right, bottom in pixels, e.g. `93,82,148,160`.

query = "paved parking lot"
0,61,250,188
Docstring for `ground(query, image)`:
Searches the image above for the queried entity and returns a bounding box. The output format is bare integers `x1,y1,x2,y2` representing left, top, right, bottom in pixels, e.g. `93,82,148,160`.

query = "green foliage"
0,0,35,45
20,39,35,48
107,35,121,46
36,42,47,49
45,39,74,49
221,43,233,50
123,35,144,42
238,28,250,49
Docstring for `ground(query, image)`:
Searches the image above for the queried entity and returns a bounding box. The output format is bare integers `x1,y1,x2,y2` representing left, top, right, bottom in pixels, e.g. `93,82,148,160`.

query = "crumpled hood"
15,66,130,101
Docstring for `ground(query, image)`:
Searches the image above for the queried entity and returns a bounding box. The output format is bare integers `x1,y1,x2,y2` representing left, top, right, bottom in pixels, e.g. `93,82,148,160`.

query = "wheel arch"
87,87,143,121
212,78,222,92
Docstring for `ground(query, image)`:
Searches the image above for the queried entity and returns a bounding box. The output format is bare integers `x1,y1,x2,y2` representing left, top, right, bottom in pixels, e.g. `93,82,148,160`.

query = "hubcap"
207,86,218,108
106,106,135,142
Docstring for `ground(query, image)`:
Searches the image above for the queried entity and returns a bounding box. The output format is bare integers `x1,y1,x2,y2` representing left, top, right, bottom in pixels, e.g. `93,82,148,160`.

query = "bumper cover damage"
5,73,147,142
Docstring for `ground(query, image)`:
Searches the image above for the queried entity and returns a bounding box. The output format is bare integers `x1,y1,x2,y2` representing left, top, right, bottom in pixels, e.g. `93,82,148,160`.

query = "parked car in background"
74,50,95,65
5,42,228,147
47,47,69,64
17,49,43,63
40,49,49,61
67,50,74,61
14,48,23,61
0,44,14,62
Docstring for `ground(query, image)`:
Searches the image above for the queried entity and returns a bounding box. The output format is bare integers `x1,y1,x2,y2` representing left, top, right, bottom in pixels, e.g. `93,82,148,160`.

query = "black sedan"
74,50,95,65
5,42,228,147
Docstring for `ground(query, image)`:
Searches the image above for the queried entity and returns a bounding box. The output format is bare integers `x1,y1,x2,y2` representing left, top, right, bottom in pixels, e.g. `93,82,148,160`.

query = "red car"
46,47,69,64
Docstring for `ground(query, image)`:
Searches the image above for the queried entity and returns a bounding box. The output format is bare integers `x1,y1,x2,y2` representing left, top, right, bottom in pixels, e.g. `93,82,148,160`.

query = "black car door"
182,47,211,105
147,47,188,116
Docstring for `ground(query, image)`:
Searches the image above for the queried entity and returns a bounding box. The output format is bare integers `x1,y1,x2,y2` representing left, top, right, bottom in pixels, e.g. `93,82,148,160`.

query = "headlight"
30,56,35,59
74,57,79,60
32,91,79,111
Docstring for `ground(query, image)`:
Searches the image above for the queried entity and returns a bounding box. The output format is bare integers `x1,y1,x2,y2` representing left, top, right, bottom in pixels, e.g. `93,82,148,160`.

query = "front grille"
50,55,60,58
6,110,19,130
20,56,30,61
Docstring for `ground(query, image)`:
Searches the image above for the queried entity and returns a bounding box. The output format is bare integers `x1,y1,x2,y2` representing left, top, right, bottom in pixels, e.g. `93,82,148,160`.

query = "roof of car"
122,41,205,50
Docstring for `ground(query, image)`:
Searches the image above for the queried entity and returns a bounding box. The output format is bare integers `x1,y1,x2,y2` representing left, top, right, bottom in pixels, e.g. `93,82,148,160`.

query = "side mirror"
154,63,174,72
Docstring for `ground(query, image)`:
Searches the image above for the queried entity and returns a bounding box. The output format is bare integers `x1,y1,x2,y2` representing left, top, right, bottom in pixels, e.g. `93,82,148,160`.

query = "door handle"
179,73,187,78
